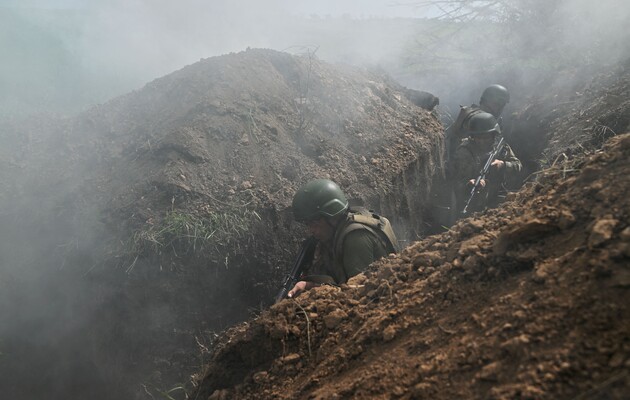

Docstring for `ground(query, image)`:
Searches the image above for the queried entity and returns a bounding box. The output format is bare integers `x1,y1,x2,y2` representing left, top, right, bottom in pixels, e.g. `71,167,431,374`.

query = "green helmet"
466,112,501,136
292,179,349,222
480,84,510,106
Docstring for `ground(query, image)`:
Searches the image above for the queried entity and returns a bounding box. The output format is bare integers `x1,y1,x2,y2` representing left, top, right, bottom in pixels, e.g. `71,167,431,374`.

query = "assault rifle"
274,236,318,304
462,136,506,215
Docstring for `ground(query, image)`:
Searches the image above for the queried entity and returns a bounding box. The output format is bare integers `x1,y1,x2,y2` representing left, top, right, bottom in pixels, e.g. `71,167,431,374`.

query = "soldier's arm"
501,144,522,173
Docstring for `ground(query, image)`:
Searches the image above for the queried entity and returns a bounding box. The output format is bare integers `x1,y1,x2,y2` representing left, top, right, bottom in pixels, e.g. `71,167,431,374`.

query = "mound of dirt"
77,47,443,333
92,48,441,236
191,131,630,400
0,49,442,399
508,59,630,178
189,62,630,399
1,48,444,313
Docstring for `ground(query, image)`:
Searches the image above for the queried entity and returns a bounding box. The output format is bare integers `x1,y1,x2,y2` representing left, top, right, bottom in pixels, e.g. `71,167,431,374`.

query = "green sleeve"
342,229,387,279
501,144,523,174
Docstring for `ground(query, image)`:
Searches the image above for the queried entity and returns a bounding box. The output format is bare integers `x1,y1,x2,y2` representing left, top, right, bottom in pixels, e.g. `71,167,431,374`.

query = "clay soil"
190,63,630,399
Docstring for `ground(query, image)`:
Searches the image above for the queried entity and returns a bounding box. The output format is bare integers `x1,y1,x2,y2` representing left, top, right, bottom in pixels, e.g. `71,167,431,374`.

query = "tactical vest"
332,207,399,270
444,105,482,168
448,105,483,138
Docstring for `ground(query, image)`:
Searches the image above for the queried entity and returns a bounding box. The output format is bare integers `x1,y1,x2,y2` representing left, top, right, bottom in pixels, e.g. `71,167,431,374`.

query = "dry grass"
127,208,261,262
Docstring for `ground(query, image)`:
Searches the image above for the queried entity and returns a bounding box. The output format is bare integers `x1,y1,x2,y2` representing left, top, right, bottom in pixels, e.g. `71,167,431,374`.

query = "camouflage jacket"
451,138,522,213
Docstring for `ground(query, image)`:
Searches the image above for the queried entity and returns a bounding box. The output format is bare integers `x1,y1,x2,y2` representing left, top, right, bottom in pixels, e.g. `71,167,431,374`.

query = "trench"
104,124,445,398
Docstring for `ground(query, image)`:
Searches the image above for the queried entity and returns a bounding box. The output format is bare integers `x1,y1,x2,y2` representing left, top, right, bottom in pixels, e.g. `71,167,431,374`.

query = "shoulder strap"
334,208,399,259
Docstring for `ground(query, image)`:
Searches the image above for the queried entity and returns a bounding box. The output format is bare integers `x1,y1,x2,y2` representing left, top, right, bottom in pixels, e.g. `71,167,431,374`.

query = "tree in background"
398,0,629,89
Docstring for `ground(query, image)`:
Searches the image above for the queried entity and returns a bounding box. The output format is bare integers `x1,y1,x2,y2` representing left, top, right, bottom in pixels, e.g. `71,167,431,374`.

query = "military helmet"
480,84,510,106
466,112,501,136
292,179,349,222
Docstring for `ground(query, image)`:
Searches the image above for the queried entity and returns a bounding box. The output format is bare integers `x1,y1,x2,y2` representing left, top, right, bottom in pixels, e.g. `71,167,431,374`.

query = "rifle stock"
462,137,506,215
274,236,317,303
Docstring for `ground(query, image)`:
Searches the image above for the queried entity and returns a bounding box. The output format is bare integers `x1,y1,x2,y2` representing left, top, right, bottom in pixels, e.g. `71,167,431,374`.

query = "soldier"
429,85,511,231
445,84,510,160
451,112,522,214
287,179,398,298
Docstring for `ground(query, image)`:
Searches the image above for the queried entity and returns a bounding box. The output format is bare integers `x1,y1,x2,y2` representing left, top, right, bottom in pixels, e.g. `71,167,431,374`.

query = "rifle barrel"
461,137,506,215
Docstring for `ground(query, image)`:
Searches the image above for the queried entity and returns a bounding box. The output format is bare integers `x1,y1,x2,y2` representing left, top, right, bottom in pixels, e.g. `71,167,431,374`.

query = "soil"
1,49,629,400
0,49,442,399
507,59,630,179
189,63,630,399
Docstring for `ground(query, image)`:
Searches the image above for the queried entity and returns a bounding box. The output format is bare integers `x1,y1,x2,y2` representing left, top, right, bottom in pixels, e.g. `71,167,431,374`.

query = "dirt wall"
0,49,443,399
189,61,630,400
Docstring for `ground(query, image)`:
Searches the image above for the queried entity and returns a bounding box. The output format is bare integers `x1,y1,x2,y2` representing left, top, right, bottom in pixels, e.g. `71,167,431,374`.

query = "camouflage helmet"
466,112,501,136
480,84,510,106
292,179,349,222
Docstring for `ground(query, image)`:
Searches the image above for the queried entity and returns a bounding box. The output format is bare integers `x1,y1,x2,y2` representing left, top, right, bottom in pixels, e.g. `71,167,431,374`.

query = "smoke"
0,3,424,398
557,0,630,63
0,0,428,117
0,1,628,399
1,0,628,118
384,0,630,123
79,1,288,82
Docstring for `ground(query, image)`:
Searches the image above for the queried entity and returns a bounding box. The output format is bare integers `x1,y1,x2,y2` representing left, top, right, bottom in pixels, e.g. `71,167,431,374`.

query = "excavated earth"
189,63,630,399
0,49,441,399
1,49,629,399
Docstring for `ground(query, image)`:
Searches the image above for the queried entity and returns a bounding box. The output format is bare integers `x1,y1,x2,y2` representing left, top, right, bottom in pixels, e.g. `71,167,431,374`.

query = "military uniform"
446,85,510,163
446,104,486,161
291,180,398,291
452,138,522,213
307,207,397,284
432,105,488,229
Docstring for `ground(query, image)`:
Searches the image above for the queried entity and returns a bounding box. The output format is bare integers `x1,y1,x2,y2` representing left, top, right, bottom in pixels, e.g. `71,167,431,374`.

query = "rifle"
462,136,506,215
274,236,318,304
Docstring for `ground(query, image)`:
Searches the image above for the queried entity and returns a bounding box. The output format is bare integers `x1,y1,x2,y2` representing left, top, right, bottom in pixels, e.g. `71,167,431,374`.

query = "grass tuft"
128,209,261,259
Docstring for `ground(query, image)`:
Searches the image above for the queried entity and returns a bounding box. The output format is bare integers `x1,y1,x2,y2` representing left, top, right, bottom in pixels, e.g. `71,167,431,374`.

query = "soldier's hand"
288,281,316,298
491,159,505,170
468,178,486,188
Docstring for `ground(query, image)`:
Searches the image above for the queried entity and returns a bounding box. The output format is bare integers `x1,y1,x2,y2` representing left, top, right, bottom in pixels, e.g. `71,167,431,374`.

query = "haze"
1,0,628,117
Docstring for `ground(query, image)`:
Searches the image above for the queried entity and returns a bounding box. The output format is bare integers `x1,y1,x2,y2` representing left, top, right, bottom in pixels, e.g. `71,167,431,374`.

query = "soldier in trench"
430,84,512,230
445,84,511,160
287,179,399,298
451,112,522,214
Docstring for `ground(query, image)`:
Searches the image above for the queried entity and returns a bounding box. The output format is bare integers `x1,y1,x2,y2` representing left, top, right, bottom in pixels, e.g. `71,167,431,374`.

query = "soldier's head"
479,84,509,117
467,112,500,151
292,179,349,241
